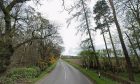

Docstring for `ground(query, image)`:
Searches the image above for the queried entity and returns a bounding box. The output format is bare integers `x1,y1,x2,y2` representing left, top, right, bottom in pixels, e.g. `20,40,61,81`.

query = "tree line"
63,0,140,82
0,0,63,75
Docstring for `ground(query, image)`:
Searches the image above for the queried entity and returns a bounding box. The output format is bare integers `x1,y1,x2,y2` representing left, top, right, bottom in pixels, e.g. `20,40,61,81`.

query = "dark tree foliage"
0,0,63,73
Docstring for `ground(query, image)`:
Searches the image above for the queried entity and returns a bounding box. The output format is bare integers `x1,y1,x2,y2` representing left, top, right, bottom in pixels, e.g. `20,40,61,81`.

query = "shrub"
0,77,14,84
29,66,41,75
37,59,48,71
0,67,41,84
7,67,39,80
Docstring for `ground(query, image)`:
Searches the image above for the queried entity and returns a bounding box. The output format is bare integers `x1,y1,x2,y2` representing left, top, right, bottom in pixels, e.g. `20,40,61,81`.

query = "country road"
35,59,93,84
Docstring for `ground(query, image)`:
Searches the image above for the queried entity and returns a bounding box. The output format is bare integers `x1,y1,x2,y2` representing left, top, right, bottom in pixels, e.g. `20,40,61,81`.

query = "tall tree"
93,0,119,67
108,0,135,81
125,32,140,65
94,21,112,70
125,10,140,52
67,0,100,69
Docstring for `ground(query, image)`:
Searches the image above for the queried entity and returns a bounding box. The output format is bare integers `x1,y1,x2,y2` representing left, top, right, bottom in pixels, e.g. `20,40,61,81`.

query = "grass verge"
31,62,57,84
118,72,140,84
65,60,119,84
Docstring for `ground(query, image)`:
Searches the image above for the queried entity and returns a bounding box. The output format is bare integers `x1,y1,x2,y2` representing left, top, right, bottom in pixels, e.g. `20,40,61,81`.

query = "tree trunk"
4,14,11,34
109,0,135,81
102,31,112,71
105,18,119,66
132,27,140,51
0,39,14,73
0,9,14,73
125,32,140,65
81,0,100,69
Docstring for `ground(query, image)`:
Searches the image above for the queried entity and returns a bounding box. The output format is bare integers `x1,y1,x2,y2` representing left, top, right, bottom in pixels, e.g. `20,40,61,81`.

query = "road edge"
32,62,57,84
64,60,96,84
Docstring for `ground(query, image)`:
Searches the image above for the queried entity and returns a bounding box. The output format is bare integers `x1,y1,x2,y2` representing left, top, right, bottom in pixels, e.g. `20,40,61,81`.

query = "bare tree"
0,0,61,73
66,0,100,69
108,0,134,81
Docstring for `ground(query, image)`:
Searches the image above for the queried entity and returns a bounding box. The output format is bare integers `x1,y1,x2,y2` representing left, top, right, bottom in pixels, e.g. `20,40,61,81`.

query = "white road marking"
63,63,67,80
65,70,67,80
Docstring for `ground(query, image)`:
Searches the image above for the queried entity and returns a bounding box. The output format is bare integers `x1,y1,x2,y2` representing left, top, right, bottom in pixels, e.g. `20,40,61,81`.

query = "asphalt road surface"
36,59,93,84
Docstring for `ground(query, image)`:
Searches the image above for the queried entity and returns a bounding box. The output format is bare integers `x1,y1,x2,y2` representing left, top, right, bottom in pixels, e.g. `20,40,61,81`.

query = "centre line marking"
65,71,66,80
64,66,67,80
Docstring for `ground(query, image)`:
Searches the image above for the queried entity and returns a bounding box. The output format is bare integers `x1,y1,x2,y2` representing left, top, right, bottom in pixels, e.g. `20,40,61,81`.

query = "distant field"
63,57,82,65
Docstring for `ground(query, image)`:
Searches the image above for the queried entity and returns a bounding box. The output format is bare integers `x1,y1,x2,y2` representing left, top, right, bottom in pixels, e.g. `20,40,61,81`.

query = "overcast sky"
27,0,107,56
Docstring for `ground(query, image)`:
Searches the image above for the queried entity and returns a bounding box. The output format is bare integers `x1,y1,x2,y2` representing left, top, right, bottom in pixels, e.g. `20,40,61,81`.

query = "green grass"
135,73,140,84
65,60,119,84
31,62,57,84
118,72,140,84
0,63,57,84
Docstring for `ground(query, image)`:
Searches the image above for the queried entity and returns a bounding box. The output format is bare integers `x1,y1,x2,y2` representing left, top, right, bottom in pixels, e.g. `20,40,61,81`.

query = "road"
36,59,93,84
